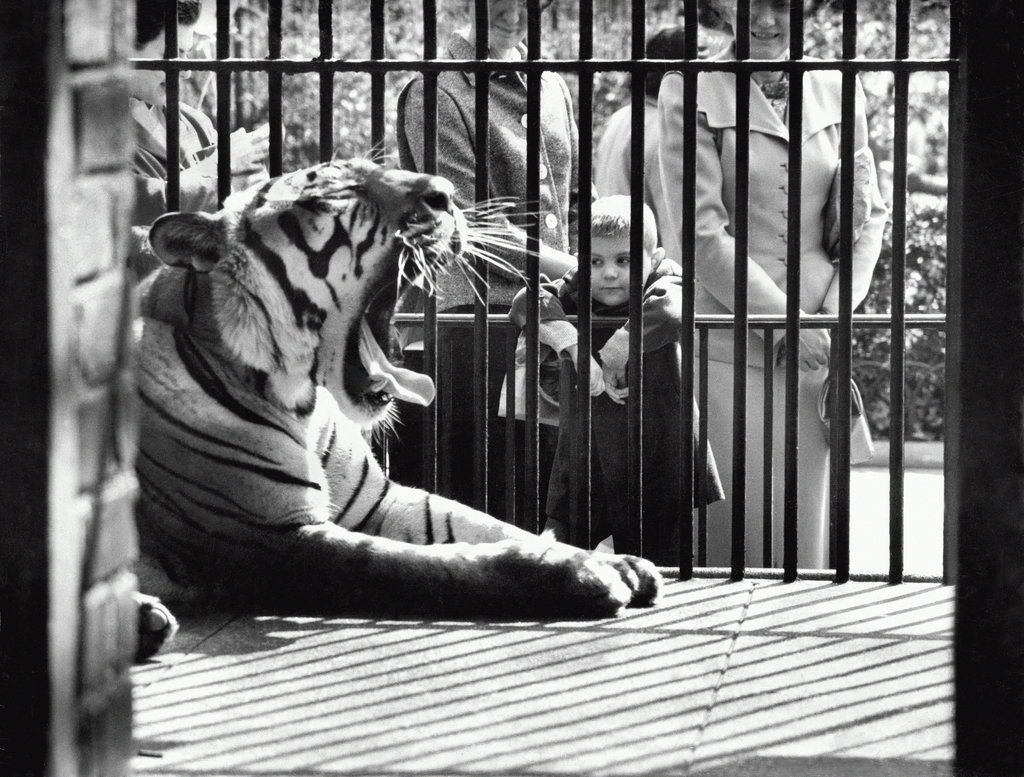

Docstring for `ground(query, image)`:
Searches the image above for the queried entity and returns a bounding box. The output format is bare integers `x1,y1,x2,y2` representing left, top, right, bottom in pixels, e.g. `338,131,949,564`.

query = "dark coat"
519,261,725,564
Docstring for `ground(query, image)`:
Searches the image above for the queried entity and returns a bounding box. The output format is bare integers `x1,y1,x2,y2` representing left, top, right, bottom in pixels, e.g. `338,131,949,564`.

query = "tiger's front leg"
326,477,661,615
285,519,660,616
318,416,660,614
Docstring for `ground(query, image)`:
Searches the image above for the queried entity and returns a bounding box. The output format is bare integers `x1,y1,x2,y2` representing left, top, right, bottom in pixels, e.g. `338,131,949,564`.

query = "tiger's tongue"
358,320,435,406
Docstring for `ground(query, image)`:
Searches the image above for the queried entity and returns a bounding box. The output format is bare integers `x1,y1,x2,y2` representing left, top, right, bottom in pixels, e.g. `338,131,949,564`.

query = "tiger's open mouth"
343,275,435,410
342,207,462,410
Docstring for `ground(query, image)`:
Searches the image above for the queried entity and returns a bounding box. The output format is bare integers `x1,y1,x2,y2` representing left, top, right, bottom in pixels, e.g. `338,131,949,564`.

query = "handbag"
818,375,875,464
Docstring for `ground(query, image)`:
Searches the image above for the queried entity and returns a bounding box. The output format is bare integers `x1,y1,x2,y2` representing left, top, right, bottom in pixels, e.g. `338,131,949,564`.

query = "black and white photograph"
1,0,1020,775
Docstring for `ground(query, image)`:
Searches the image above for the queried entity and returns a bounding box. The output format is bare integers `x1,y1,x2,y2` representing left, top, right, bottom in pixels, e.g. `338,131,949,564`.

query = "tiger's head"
148,159,463,426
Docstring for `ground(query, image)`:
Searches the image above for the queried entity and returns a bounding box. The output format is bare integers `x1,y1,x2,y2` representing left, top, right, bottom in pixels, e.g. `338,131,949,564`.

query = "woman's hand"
776,326,832,372
796,327,831,372
191,124,270,179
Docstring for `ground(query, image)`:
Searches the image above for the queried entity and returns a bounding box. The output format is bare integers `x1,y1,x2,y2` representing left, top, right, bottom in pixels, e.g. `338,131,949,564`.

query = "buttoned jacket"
397,32,580,310
658,52,888,367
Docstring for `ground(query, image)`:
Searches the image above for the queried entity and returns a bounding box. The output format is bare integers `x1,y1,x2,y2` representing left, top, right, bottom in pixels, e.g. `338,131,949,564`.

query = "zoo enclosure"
138,0,958,583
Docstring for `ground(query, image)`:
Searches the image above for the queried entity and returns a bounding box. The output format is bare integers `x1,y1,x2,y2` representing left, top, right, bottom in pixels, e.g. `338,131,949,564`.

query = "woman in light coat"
658,0,887,568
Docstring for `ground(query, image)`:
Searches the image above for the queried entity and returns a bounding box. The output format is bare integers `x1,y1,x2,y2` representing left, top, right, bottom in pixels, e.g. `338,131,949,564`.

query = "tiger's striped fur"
134,160,661,657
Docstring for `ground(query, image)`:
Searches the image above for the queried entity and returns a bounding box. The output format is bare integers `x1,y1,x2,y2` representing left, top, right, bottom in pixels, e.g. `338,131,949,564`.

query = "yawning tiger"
133,159,661,659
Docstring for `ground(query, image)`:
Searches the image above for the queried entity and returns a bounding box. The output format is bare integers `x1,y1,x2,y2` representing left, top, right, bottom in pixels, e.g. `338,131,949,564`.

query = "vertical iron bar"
370,0,385,154
731,0,751,580
268,0,283,177
762,330,774,567
888,0,911,584
678,0,700,580
318,0,333,162
473,0,491,513
163,0,181,210
954,0,1024,769
625,0,646,556
943,0,963,585
524,0,542,531
833,0,859,583
216,0,231,203
698,328,710,567
783,0,804,582
575,2,594,550
422,1,439,494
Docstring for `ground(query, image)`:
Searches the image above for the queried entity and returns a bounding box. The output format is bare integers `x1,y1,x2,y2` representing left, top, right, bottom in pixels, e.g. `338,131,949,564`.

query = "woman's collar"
453,29,525,61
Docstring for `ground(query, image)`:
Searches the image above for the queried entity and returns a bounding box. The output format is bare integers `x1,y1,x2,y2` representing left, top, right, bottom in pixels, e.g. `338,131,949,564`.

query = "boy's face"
588,233,655,307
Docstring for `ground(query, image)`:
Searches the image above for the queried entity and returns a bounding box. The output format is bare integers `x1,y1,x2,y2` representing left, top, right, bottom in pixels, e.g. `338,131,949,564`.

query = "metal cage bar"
420,3,440,496
624,0,646,557
676,0,701,580
472,0,491,513
572,1,595,551
267,0,283,178
317,0,333,161
888,0,912,584
731,0,752,581
162,0,181,209
523,0,544,533
782,0,805,583
215,0,231,202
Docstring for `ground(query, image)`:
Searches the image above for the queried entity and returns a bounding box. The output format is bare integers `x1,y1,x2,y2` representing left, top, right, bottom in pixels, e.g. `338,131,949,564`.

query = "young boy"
509,195,723,565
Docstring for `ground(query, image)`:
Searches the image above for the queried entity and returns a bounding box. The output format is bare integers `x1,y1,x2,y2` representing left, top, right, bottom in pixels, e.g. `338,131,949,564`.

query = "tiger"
132,159,662,659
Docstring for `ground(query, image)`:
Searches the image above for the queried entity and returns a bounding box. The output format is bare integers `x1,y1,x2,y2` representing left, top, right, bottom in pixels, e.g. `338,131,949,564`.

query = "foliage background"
183,0,951,441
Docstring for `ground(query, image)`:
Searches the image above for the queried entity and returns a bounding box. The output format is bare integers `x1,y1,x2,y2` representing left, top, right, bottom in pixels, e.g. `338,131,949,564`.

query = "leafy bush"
854,194,947,441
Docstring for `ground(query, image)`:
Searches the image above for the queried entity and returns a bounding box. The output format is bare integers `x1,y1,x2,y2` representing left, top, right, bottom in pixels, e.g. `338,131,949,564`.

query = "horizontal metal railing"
394,312,947,584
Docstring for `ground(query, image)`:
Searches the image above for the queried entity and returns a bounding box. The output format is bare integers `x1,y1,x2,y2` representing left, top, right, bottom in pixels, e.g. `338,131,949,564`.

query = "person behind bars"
594,19,726,253
393,0,579,521
509,195,724,565
128,0,268,277
658,0,887,568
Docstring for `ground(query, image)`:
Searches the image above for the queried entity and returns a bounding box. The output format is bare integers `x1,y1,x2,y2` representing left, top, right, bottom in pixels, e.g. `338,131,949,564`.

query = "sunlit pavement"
134,479,953,777
851,464,945,578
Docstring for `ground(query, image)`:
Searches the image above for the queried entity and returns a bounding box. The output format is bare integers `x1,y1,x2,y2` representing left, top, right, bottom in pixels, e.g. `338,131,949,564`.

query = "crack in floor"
684,581,757,775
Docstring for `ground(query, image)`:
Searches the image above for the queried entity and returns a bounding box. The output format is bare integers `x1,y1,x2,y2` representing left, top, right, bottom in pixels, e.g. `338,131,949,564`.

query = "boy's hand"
565,345,606,396
586,355,606,396
602,365,628,404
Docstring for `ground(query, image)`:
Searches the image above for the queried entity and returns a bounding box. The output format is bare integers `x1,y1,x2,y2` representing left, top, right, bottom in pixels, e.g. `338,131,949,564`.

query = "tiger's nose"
416,176,455,216
365,164,455,216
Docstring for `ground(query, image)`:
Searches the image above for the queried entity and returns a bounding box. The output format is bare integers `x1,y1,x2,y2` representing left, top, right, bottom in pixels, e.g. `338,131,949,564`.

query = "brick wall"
0,0,138,775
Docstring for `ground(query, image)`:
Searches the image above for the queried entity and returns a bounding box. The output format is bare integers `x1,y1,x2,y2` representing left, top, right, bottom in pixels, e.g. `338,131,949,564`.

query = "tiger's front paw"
558,551,662,615
503,540,662,616
134,593,179,662
587,553,662,609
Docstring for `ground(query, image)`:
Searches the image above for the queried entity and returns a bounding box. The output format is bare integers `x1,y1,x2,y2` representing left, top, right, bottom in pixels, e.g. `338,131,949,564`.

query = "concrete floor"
132,577,953,777
132,463,952,776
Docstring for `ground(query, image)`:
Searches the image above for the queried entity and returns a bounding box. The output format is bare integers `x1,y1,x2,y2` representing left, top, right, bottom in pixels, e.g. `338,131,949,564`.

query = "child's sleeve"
597,275,683,371
509,273,580,357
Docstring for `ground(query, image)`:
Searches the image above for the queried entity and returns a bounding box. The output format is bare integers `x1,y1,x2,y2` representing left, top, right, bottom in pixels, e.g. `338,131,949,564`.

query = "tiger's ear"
149,212,225,272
